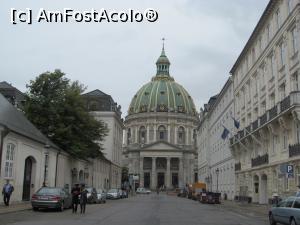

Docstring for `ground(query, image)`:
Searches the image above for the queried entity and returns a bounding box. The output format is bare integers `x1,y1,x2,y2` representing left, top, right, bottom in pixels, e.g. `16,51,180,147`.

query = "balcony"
289,144,300,158
260,113,267,125
251,154,268,168
230,91,300,147
280,96,291,112
235,162,241,171
269,105,278,120
252,120,258,130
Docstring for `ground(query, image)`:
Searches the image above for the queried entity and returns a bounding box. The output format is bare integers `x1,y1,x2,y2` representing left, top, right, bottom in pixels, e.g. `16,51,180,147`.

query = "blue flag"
221,127,230,140
232,117,240,129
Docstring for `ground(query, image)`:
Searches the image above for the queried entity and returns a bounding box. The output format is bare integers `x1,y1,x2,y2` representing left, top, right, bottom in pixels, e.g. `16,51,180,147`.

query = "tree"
24,69,108,158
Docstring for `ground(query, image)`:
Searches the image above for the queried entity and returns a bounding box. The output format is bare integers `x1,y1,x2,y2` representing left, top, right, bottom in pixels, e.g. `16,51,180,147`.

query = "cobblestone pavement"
0,194,268,225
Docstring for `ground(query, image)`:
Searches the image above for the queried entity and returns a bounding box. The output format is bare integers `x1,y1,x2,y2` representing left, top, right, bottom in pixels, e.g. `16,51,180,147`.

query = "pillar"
179,157,183,188
140,157,144,187
175,127,177,144
151,157,157,189
147,125,150,144
168,125,171,142
166,157,171,189
154,125,157,142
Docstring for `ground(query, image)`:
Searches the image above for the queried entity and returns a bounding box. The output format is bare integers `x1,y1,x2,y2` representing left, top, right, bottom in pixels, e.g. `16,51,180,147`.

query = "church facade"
123,47,199,190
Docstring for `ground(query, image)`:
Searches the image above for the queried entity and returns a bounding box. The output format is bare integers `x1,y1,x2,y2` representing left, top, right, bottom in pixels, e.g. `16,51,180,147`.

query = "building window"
291,27,298,55
158,125,167,141
276,9,281,30
4,143,15,178
293,72,299,91
127,128,131,145
139,126,146,143
297,123,300,143
178,126,185,144
283,130,288,150
279,42,286,67
279,83,286,101
266,24,271,42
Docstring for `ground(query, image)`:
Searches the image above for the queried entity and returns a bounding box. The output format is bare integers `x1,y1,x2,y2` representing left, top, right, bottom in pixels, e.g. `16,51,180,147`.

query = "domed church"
123,46,199,190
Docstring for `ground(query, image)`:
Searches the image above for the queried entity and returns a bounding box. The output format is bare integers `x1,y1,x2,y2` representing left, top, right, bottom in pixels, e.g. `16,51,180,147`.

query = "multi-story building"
83,89,123,189
230,0,300,204
123,47,199,190
197,78,235,200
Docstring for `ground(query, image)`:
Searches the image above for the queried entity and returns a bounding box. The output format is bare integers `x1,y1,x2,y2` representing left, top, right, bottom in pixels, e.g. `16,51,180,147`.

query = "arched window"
127,128,131,145
4,143,15,178
139,126,146,143
178,127,185,144
158,125,167,141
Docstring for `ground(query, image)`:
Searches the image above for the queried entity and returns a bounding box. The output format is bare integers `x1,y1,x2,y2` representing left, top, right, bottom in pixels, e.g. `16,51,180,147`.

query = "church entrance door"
157,172,165,188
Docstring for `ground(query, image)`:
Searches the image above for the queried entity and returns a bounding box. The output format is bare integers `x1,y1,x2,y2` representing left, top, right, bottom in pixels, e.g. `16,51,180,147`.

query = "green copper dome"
128,48,197,116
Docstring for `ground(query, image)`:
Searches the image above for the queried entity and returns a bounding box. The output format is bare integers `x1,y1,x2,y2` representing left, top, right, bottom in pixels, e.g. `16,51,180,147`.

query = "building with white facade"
197,78,235,200
123,47,199,190
230,0,300,204
83,89,123,189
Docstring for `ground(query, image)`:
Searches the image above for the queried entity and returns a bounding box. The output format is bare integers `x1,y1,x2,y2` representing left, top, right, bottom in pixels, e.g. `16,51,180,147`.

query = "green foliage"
24,69,108,158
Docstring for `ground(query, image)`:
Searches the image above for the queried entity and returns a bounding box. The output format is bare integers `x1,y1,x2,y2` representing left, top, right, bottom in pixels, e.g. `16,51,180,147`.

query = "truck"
190,182,206,200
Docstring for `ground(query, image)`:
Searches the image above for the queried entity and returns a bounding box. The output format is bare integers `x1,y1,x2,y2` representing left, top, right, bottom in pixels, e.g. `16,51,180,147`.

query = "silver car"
269,196,300,225
107,188,120,199
96,189,106,203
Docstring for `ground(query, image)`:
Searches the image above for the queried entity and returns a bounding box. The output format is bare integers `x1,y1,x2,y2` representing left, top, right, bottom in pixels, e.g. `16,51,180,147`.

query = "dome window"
144,92,149,96
158,104,168,112
140,105,147,112
160,91,165,95
178,106,185,113
176,93,181,96
158,125,167,141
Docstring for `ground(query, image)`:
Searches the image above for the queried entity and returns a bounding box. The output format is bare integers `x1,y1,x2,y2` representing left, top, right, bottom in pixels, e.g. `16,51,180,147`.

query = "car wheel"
59,201,64,212
33,207,38,211
290,218,297,225
269,214,276,225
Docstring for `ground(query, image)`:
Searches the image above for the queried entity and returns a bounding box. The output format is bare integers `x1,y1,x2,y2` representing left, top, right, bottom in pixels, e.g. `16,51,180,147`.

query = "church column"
151,157,157,189
167,125,171,142
154,125,157,142
166,157,171,189
140,157,144,187
174,127,177,144
179,157,184,188
147,125,150,144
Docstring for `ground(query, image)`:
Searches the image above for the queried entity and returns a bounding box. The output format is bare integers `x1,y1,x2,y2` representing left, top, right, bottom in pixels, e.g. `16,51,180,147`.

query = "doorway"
144,172,150,188
22,157,34,201
157,172,165,188
172,173,178,188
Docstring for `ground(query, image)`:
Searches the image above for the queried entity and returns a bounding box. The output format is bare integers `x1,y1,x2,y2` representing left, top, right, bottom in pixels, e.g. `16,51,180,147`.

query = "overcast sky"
0,0,269,117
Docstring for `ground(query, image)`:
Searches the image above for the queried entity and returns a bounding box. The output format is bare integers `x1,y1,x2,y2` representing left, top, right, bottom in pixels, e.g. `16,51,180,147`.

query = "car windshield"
37,188,61,195
108,189,117,192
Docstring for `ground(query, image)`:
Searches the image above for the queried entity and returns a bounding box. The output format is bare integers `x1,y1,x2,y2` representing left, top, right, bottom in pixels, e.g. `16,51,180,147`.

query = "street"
0,194,268,225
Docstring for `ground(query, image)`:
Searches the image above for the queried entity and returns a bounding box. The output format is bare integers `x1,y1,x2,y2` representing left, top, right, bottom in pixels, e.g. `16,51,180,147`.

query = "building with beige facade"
230,0,300,204
198,78,235,200
123,47,199,190
83,89,123,189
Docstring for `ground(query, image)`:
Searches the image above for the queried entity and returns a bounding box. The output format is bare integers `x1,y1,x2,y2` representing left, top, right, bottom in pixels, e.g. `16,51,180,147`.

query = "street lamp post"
216,168,219,193
43,143,50,186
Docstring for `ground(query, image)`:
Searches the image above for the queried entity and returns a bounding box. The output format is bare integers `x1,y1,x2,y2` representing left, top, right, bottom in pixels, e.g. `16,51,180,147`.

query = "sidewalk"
217,200,270,217
0,202,31,215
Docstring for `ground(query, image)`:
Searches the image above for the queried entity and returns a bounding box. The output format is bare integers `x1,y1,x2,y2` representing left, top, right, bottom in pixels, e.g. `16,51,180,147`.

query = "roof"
230,0,277,74
0,81,13,89
128,48,197,117
0,93,58,149
82,89,110,97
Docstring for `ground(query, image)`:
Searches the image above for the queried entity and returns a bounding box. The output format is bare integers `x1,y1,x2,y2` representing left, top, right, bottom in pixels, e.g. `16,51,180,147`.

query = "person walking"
80,184,88,214
2,180,14,206
71,184,80,213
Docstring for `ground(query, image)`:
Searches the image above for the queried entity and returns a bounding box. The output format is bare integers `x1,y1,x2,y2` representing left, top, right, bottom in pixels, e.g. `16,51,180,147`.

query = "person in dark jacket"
80,184,88,214
71,184,80,213
2,180,14,206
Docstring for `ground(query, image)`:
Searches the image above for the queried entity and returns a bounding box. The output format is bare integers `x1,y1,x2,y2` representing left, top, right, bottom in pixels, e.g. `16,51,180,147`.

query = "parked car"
269,196,300,225
86,187,98,204
136,187,151,194
96,189,107,203
31,187,72,211
118,189,124,198
107,188,120,199
121,190,128,198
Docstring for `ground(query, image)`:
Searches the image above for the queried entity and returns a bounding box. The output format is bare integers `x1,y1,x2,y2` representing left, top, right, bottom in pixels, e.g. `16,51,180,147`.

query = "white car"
96,189,106,203
136,188,151,194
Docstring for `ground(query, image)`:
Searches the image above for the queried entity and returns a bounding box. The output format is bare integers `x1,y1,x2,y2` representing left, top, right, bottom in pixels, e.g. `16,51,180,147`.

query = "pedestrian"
71,183,80,213
156,186,159,195
2,180,14,206
80,184,88,214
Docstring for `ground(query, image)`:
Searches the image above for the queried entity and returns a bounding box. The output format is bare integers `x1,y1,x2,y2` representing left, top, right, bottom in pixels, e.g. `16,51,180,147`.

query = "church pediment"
140,141,181,151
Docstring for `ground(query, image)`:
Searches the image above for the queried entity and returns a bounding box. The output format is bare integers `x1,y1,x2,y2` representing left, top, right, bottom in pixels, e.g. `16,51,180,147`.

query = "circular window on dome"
160,91,165,95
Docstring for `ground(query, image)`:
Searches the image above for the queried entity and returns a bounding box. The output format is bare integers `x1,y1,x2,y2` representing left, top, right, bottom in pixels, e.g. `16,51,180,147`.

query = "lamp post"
216,168,219,193
43,143,50,186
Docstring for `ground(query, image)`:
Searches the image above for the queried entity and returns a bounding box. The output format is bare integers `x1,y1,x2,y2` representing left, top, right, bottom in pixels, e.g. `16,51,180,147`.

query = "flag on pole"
221,126,230,140
232,117,240,129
